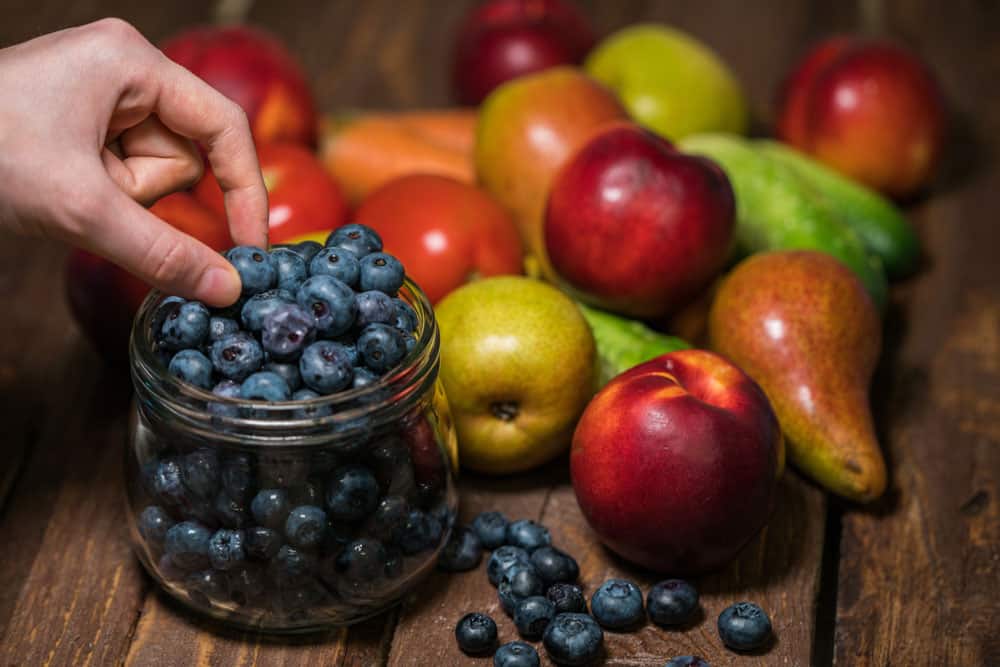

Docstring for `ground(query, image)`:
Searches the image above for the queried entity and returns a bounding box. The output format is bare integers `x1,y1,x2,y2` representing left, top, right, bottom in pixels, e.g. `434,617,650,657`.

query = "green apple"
435,276,597,474
585,24,747,140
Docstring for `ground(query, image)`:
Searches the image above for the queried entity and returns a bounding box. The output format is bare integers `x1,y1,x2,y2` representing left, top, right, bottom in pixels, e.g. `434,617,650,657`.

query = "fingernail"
197,265,241,307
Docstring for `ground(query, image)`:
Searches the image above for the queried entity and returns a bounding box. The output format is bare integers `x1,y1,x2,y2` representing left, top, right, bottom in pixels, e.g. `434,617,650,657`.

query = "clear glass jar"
126,279,457,633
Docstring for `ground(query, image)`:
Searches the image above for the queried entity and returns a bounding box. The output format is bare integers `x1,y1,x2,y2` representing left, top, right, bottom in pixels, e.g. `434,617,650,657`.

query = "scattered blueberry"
208,528,245,570
326,465,380,522
359,252,404,294
168,349,214,389
260,304,316,361
717,602,772,651
355,290,396,328
530,546,579,585
393,298,418,332
250,489,290,529
240,289,296,332
438,526,483,572
472,511,509,550
336,538,387,581
210,332,264,381
164,521,212,570
542,613,604,666
299,340,354,393
285,505,327,549
296,275,357,337
647,579,700,627
357,323,406,372
514,595,556,639
455,612,498,656
590,579,645,630
506,519,551,552
499,565,545,615
327,223,382,258
226,246,276,295
240,371,291,402
161,300,210,350
269,247,309,292
262,361,302,392
181,448,220,499
487,545,531,586
208,316,240,342
547,583,588,615
245,526,282,560
310,247,361,286
138,505,174,545
494,641,540,667
664,657,711,667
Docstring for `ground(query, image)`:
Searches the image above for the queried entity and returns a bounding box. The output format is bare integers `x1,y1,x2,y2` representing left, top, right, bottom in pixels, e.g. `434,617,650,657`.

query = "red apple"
776,36,946,198
354,174,523,304
162,25,317,145
194,142,348,244
545,122,734,319
571,349,783,574
452,0,596,104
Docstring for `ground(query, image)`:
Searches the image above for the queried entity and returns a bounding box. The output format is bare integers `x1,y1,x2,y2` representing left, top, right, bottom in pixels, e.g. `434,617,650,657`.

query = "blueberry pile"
447,512,772,665
155,223,418,404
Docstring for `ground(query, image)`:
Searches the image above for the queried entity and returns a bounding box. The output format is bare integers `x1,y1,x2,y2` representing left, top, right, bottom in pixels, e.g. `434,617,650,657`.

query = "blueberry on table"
499,566,545,615
245,526,282,560
590,578,645,630
547,583,588,615
665,657,711,667
210,332,264,381
359,252,405,294
310,247,361,286
355,290,397,328
514,595,556,639
530,546,579,585
505,519,551,552
226,246,277,295
138,505,175,546
287,240,323,263
270,247,309,292
285,505,328,549
262,361,302,392
164,521,212,570
647,579,700,627
357,323,406,372
240,288,296,331
160,300,211,350
261,304,316,361
250,488,290,529
181,448,220,499
213,490,248,528
299,340,355,394
327,223,382,258
220,453,253,503
717,601,772,651
326,465,380,522
168,349,214,389
208,528,246,570
336,538,388,581
438,526,483,572
296,275,357,337
185,568,230,606
472,511,509,550
542,613,604,666
240,371,292,402
494,641,540,667
209,316,240,342
454,612,498,656
487,545,531,586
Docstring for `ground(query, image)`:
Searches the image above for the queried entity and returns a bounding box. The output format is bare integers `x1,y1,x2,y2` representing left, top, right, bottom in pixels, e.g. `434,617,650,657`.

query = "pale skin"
0,18,269,306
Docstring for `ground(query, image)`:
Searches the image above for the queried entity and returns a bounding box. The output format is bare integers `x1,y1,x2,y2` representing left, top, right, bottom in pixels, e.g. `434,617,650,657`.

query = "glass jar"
126,279,457,633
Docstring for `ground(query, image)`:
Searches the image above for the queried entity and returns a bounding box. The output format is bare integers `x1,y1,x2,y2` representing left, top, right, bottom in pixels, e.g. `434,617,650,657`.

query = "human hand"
0,18,268,306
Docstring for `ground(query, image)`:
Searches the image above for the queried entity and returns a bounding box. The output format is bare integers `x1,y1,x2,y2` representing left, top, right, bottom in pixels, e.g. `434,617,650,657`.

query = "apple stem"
490,401,519,422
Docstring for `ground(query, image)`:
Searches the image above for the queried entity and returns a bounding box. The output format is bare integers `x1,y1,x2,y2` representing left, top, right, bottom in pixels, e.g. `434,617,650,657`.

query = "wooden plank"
833,2,1000,664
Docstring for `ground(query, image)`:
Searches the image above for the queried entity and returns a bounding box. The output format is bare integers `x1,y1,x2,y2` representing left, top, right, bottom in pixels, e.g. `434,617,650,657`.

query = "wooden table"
0,1,997,665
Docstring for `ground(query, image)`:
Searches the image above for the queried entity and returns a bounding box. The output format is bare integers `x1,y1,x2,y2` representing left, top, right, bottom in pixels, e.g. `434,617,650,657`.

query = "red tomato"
354,174,523,303
194,142,348,244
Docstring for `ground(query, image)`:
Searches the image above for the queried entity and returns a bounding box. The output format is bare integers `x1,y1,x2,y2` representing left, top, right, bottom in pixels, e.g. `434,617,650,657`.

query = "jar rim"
129,277,440,445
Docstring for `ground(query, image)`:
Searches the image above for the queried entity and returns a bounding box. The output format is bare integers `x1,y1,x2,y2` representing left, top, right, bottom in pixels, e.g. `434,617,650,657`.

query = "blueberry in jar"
250,488,290,529
590,579,645,630
208,316,240,342
336,538,388,582
208,528,246,570
269,247,309,292
487,545,531,586
357,323,406,372
270,544,315,585
149,458,187,507
299,340,354,394
225,246,276,295
138,505,174,546
287,240,323,263
325,465,380,522
245,526,282,560
284,505,328,550
210,332,264,381
291,388,333,419
542,613,604,666
717,601,772,651
310,247,361,286
369,495,410,543
296,275,357,337
547,583,587,615
398,509,438,555
160,300,210,350
351,366,379,390
168,349,214,389
454,612,498,656
227,563,266,607
213,490,248,529
359,252,404,294
494,641,540,667
261,304,316,361
262,361,302,392
647,579,700,627
505,519,551,552
355,290,396,328
530,546,579,585
181,448,220,499
220,453,253,503
472,511,509,550
327,223,382,258
437,526,483,572
164,521,212,570
240,288,296,331
185,568,230,606
393,298,418,333
240,371,292,402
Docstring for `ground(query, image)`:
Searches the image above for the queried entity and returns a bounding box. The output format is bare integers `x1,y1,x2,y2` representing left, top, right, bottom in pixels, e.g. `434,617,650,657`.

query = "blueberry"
351,366,379,390
208,316,240,342
296,275,357,337
325,465,380,522
514,595,556,640
274,583,326,614
664,657,711,667
152,296,185,343
250,489,290,529
472,511,509,550
398,509,437,555
270,544,315,585
487,545,531,586
164,521,212,570
181,448,220,499
261,304,316,361
262,361,302,392
590,579,645,630
208,528,246,570
160,300,211,350
334,338,361,366
454,612,497,656
289,480,323,507
547,583,587,615
310,247,361,286
530,546,579,585
393,298,418,332
357,323,406,372
299,340,354,394
245,526,282,560
717,601,772,651
287,240,323,263
542,613,604,666
227,563,266,606
359,252,404,294
494,641,540,667
220,453,253,502
138,505,174,546
499,566,545,615
240,289,296,332
285,505,327,550
157,553,186,582
335,538,387,581
438,526,482,572
210,332,264,381
270,247,309,292
150,458,187,506
213,490,248,528
369,495,409,543
400,330,417,355
647,579,699,627
226,246,276,295
327,223,382,258
239,371,292,403
185,569,230,606
366,437,415,495
257,451,311,489
506,519,551,552
168,349,214,389
208,379,242,417
383,547,404,578
291,388,333,419
355,290,396,328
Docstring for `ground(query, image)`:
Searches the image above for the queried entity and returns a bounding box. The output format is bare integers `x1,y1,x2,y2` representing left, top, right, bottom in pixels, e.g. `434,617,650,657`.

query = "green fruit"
756,140,920,279
678,133,888,309
584,24,747,140
577,303,690,387
435,277,597,475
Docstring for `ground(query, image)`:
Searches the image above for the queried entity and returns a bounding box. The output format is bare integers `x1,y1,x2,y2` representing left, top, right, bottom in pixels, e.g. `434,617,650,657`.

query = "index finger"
149,53,269,248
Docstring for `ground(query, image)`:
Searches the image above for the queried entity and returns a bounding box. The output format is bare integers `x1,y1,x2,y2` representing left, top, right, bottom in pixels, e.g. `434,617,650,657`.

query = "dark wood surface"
0,1,997,665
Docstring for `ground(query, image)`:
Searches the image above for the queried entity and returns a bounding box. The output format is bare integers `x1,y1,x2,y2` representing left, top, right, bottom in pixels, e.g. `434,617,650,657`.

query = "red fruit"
571,349,782,574
776,36,946,198
354,174,523,304
545,122,734,318
194,142,347,244
452,0,596,104
162,25,317,145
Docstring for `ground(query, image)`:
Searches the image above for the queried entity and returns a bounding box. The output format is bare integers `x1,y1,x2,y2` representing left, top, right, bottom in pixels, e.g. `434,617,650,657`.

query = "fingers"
102,115,203,206
149,54,269,248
